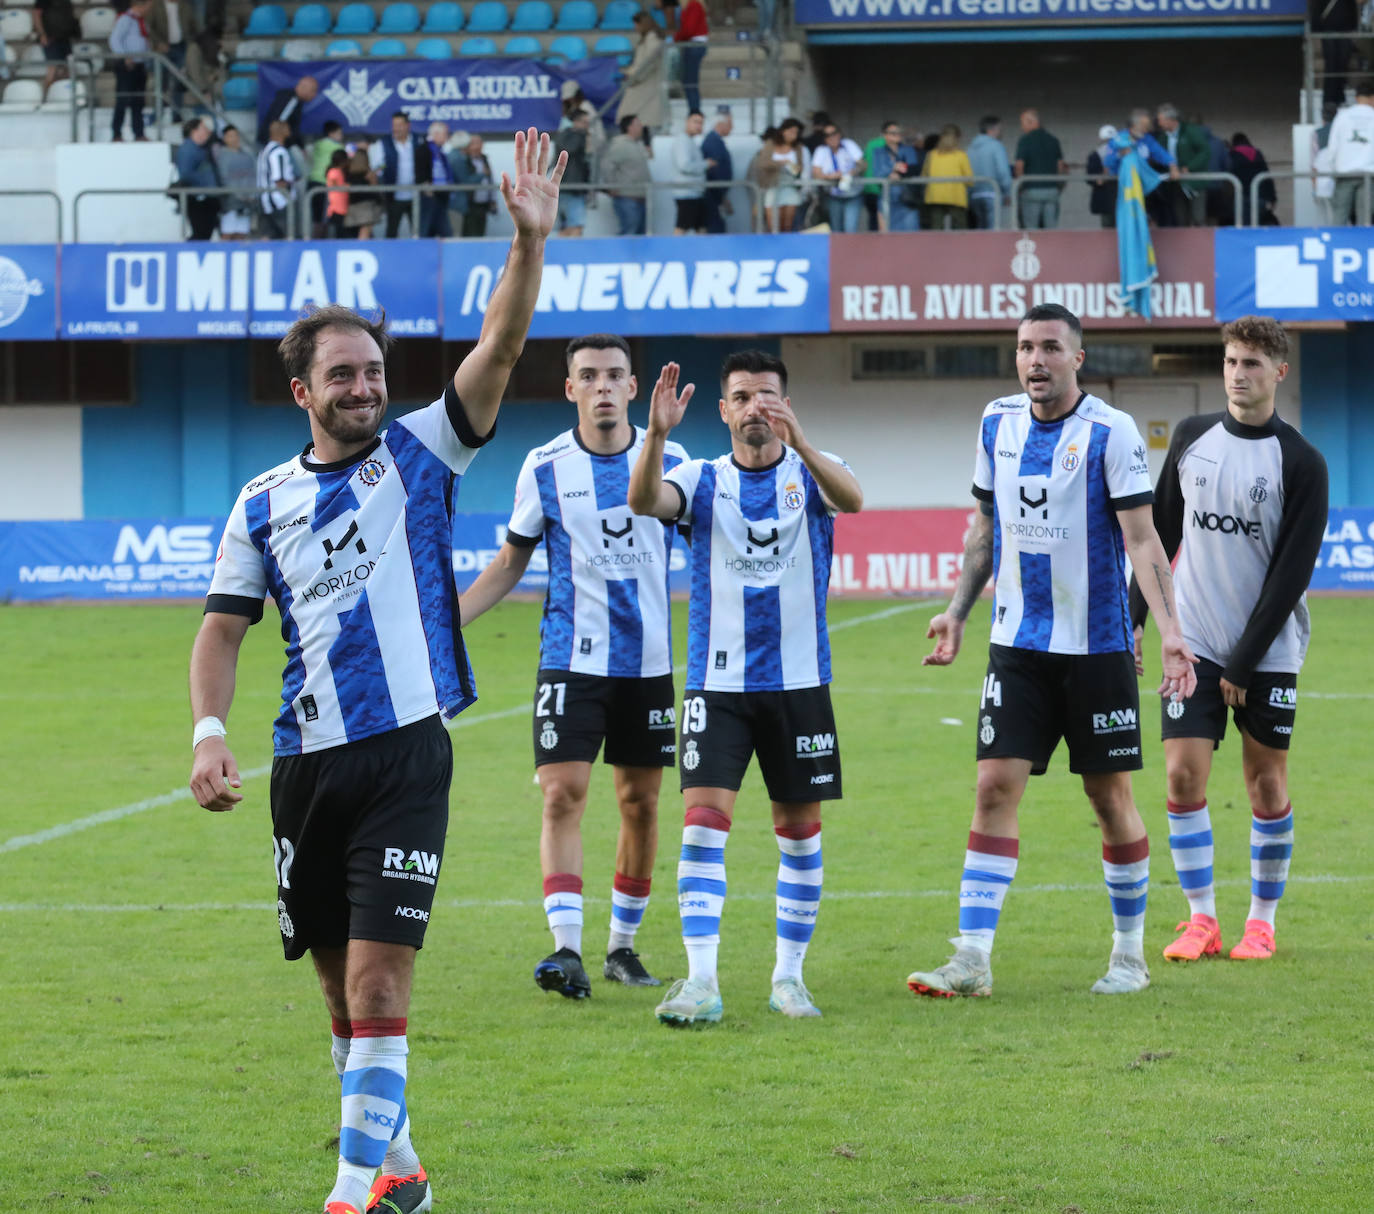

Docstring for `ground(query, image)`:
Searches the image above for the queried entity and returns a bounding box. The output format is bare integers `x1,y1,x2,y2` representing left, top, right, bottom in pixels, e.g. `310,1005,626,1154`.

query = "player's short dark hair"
278,305,394,384
1357,78,1374,98
1020,303,1082,343
565,333,632,371
391,110,410,124
720,349,788,396
619,113,638,133
1221,315,1289,363
979,115,1000,134
323,120,343,138
688,109,704,120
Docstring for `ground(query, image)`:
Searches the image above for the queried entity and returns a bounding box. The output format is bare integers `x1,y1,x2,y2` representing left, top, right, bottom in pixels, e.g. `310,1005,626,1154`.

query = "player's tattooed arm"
948,510,994,622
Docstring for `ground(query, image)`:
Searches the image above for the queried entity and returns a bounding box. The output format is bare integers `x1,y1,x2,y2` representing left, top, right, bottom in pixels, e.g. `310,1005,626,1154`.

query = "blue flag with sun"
1112,132,1160,321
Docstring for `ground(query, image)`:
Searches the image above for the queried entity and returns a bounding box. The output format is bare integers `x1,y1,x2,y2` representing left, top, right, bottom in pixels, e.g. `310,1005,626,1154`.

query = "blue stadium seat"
370,36,408,54
556,0,598,30
378,3,421,33
333,3,378,34
592,32,632,63
222,76,259,109
289,3,333,35
326,38,364,56
509,1,554,31
242,4,288,36
599,0,638,30
414,36,452,57
503,34,542,55
460,35,498,53
466,2,508,32
422,0,465,32
229,60,260,75
546,34,587,61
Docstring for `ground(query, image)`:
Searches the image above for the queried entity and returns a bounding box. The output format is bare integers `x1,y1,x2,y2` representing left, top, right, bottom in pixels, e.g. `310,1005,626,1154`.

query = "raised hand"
762,397,806,449
500,127,568,239
649,362,695,435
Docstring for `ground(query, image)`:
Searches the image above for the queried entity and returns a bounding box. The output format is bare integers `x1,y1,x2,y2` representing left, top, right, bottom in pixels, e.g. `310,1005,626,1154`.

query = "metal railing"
1,191,64,245
1303,27,1370,122
1010,171,1245,230
72,185,256,242
1250,167,1374,227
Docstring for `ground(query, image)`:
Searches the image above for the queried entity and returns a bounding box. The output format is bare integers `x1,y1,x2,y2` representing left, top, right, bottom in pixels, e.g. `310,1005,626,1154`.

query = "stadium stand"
0,78,42,110
288,3,333,35
546,34,588,62
0,7,31,40
414,36,453,58
221,75,258,108
334,3,379,34
555,1,598,32
326,38,365,56
592,32,633,64
466,1,510,33
280,37,327,59
598,0,640,30
233,39,278,60
423,2,466,32
510,1,555,31
78,6,117,41
502,34,543,56
242,3,290,37
369,36,408,55
378,3,422,34
459,34,498,54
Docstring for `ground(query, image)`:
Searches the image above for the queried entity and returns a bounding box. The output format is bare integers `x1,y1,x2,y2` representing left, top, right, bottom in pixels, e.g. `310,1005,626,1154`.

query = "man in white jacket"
1327,80,1374,224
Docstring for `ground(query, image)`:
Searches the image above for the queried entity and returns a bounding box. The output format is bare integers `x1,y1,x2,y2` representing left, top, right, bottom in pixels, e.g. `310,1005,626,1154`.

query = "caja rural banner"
257,58,620,138
830,229,1215,331
442,234,831,339
1312,508,1374,591
1215,228,1374,322
794,0,1306,28
0,244,58,341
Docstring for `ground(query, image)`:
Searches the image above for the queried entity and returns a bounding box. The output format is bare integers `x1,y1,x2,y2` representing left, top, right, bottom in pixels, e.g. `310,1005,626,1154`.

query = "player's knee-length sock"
678,807,731,982
1248,805,1294,926
608,872,652,954
956,831,1018,955
329,1018,408,1208
772,823,822,983
1102,838,1149,954
543,873,583,956
1167,800,1216,919
329,1016,419,1177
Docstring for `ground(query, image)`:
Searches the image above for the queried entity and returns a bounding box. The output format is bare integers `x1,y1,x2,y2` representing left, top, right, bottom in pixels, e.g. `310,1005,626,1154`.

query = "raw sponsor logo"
382,847,440,885
1268,687,1297,709
648,707,676,731
1092,708,1138,735
796,732,835,758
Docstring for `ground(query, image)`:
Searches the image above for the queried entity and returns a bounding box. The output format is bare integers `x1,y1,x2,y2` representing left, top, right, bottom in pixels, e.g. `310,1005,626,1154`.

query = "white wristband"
193,716,227,749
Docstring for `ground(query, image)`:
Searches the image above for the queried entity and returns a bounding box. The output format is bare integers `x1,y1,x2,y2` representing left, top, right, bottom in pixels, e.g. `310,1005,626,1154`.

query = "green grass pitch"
2,597,1371,1212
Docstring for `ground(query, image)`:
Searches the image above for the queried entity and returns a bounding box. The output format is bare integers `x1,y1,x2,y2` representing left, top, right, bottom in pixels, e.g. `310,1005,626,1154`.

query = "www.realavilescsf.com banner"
793,0,1305,27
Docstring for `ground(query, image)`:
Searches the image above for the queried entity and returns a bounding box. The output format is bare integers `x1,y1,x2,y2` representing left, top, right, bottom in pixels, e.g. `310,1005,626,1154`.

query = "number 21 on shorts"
536,682,567,717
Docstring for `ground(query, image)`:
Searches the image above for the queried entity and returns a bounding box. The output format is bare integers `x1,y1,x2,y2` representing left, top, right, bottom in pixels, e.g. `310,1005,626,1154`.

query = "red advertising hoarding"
830,229,1216,331
830,508,974,596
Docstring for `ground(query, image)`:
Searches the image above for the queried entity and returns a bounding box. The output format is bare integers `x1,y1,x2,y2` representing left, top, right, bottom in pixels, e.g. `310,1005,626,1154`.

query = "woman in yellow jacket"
923,125,972,230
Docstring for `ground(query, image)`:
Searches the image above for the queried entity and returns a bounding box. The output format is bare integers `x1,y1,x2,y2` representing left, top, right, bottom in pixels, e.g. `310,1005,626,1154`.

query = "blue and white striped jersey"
506,426,688,678
207,383,488,755
665,447,844,692
973,392,1153,655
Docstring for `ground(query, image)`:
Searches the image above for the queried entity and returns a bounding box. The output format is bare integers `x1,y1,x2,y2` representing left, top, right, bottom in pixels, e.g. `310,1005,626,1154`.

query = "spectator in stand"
1311,101,1340,224
923,124,972,230
869,121,921,232
751,127,782,229
561,80,606,161
324,148,349,238
176,116,221,240
1107,108,1180,227
1155,103,1211,226
1013,108,1067,229
258,74,316,146
110,0,152,143
803,111,831,154
1311,0,1359,109
1327,81,1374,224
1086,123,1119,229
344,136,382,238
421,121,452,237
148,0,198,120
966,115,1012,230
702,104,733,233
449,131,496,237
766,116,808,232
257,119,296,239
306,120,344,238
620,12,666,139
1228,133,1278,225
674,0,709,114
603,114,652,234
812,122,865,233
554,108,592,236
370,110,432,239
33,0,77,102
214,124,257,239
672,109,710,234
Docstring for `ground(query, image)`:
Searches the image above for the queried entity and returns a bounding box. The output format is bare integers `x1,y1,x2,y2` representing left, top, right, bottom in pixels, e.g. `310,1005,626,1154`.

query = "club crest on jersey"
681,739,701,771
782,482,804,511
1249,476,1269,504
979,715,995,746
277,898,295,940
1167,698,1185,720
539,720,559,750
357,459,386,486
1060,444,1080,472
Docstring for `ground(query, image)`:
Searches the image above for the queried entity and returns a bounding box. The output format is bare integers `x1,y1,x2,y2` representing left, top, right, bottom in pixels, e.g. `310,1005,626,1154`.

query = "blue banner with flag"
1216,228,1374,322
0,244,58,341
442,234,831,339
1111,133,1159,321
257,58,621,137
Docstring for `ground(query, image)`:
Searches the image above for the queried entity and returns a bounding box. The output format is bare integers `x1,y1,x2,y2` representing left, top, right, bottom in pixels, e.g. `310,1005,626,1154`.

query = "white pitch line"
0,601,929,857
0,873,1366,915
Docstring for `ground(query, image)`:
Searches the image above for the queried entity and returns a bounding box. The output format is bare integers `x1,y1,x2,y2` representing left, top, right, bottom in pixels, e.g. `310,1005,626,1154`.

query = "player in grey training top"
1130,315,1327,966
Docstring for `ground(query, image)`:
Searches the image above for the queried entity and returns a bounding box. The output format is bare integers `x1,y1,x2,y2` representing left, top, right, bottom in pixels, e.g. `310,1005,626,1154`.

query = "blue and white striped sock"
1103,838,1150,955
956,831,1018,955
331,1017,419,1179
330,1018,408,1207
1248,804,1294,927
543,873,583,956
772,823,822,984
1167,800,1216,920
678,806,731,983
608,872,652,954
